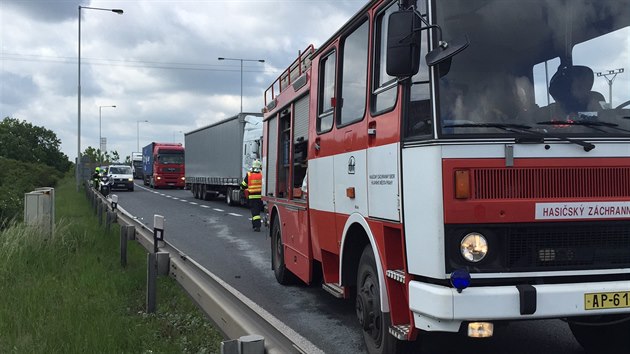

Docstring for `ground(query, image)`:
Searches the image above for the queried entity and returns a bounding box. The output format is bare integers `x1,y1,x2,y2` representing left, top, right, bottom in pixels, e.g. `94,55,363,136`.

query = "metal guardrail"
87,185,323,354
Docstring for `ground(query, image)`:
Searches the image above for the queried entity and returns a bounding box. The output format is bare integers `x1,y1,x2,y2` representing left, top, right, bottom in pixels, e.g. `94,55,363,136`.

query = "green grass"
0,175,223,353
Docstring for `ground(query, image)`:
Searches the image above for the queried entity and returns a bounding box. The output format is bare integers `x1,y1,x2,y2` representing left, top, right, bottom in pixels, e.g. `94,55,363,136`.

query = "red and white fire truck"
261,0,630,353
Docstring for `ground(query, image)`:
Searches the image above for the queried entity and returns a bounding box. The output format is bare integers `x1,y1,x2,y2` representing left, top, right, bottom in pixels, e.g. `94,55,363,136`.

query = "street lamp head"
218,57,225,60
258,60,265,63
112,9,124,14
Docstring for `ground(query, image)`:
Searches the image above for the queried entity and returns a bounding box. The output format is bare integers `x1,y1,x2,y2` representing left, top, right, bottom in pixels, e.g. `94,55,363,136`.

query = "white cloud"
1,0,364,160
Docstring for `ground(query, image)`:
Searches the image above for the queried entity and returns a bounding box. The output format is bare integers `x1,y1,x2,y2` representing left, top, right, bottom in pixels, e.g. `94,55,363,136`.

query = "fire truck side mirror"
425,35,470,67
386,10,422,77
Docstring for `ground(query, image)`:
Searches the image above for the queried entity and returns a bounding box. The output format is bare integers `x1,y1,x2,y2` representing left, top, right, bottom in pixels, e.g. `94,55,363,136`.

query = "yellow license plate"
585,291,630,310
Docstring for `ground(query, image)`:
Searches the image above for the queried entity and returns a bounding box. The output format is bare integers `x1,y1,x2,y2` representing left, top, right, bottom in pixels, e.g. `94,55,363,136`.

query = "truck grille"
472,167,630,200
507,223,630,271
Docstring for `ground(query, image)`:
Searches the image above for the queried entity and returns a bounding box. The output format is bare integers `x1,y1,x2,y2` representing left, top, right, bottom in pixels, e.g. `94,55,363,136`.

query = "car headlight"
460,232,488,262
128,178,133,182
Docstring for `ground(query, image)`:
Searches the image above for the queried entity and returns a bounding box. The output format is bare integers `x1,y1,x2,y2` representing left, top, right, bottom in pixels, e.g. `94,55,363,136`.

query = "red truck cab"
142,142,185,189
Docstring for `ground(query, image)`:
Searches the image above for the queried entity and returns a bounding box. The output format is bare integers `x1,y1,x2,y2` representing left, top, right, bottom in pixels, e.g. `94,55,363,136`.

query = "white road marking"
189,202,198,205
213,208,224,212
201,205,210,208
228,213,242,217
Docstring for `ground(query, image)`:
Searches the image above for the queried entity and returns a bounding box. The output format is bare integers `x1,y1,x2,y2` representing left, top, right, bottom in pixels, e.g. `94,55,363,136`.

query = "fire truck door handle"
368,121,377,136
314,138,321,152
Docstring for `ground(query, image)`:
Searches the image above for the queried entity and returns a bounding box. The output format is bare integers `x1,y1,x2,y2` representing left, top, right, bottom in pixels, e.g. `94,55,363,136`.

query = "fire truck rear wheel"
272,216,290,284
569,316,630,354
356,245,404,354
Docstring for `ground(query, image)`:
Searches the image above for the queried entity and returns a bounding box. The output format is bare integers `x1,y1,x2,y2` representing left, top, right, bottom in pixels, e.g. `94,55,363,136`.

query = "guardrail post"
240,335,265,354
97,201,103,226
120,225,132,267
147,252,157,313
221,340,239,354
93,192,98,214
106,210,112,232
221,335,265,354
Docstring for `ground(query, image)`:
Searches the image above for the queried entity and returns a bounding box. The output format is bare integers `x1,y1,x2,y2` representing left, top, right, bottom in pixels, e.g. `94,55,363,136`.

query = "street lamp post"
99,105,116,162
137,120,149,152
596,68,625,107
217,57,265,113
77,6,123,191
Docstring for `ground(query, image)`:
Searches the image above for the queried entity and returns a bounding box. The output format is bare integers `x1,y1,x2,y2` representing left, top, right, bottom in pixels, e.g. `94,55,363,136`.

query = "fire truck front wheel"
569,315,630,354
356,245,406,354
271,216,291,285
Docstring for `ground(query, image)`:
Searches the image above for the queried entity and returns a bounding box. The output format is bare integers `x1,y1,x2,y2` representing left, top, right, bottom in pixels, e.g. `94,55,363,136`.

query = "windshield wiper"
537,120,630,133
445,122,596,151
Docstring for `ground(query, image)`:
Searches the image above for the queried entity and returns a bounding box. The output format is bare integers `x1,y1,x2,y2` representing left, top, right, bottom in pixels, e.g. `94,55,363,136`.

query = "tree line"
0,116,131,227
0,117,71,227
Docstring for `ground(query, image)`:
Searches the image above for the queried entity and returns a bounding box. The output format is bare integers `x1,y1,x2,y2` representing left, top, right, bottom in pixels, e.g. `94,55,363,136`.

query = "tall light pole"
217,57,265,113
99,105,116,161
77,6,123,190
137,120,149,152
596,68,624,107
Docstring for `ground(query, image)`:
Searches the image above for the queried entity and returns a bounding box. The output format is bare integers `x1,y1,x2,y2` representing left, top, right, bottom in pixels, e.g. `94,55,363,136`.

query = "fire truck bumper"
408,279,630,332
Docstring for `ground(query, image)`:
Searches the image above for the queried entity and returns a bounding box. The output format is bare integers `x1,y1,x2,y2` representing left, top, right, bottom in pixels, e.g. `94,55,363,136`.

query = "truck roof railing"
264,44,314,110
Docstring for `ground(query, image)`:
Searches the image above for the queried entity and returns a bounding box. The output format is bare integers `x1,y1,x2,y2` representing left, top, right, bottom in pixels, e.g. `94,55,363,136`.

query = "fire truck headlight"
460,232,488,262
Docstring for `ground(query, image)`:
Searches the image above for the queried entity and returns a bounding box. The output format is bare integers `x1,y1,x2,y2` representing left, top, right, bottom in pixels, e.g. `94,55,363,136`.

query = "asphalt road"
113,182,586,354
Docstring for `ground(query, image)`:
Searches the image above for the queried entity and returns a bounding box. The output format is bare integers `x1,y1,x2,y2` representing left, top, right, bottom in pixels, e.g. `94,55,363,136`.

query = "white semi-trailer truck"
185,113,263,205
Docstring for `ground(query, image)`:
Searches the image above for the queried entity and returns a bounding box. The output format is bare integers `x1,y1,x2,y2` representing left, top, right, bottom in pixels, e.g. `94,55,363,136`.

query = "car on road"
106,164,135,191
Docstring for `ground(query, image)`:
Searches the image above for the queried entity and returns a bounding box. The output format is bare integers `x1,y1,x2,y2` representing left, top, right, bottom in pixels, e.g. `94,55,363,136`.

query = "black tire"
569,316,630,354
271,216,291,284
356,245,404,354
202,185,212,201
226,187,235,206
192,184,199,199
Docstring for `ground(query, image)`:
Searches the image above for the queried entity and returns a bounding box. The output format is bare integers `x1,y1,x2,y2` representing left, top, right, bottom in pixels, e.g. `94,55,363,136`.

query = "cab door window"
339,20,369,126
318,51,336,133
372,2,398,114
405,0,432,139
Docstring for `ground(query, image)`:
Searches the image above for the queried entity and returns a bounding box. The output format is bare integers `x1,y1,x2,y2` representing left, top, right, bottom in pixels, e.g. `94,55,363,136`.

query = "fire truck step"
322,283,345,298
386,269,406,283
389,324,411,340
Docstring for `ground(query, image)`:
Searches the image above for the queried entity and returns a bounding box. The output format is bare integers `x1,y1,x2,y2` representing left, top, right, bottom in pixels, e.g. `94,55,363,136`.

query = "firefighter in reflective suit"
241,159,263,232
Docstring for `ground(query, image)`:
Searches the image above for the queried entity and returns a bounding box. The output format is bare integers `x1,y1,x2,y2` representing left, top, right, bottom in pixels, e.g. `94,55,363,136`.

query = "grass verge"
0,175,223,353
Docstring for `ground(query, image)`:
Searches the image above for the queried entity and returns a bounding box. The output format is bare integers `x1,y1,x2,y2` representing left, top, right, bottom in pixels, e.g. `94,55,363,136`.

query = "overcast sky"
1,0,366,161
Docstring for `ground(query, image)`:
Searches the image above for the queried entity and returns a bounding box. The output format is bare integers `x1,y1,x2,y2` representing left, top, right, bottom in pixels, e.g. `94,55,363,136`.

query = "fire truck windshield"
434,0,630,139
